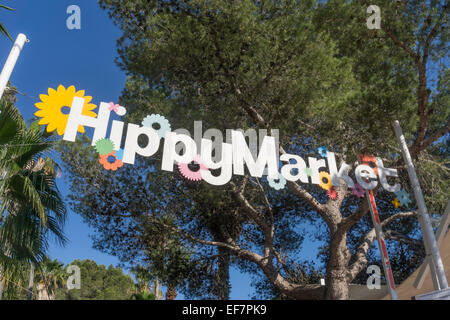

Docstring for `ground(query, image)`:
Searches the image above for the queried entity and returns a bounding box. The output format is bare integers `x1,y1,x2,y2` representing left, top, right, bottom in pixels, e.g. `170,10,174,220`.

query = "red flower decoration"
327,188,338,200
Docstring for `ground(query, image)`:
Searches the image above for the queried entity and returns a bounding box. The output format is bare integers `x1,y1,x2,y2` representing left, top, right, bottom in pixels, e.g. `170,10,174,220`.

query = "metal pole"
367,189,398,299
414,200,450,289
359,155,398,300
393,120,448,290
0,33,28,101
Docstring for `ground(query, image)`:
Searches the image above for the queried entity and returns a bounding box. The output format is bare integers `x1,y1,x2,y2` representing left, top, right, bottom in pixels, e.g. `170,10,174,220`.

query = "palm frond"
0,4,14,42
0,5,14,11
0,99,67,275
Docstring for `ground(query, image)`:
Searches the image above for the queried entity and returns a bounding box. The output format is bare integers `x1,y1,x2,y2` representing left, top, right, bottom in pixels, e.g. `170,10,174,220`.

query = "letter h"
63,97,111,146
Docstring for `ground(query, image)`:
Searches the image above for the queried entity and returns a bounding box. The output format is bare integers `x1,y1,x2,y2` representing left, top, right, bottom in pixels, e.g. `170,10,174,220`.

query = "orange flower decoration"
99,151,123,171
360,154,378,176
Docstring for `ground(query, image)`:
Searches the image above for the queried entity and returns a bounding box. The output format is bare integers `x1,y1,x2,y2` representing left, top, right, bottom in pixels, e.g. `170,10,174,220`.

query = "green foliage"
0,4,14,41
56,259,136,300
60,0,449,299
57,134,224,298
35,257,66,300
0,99,67,299
130,291,156,300
1,258,136,300
131,265,163,298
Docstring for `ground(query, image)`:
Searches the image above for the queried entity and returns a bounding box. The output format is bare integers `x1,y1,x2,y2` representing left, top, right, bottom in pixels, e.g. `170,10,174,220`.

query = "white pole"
0,33,28,101
414,200,450,289
393,120,449,290
359,155,398,300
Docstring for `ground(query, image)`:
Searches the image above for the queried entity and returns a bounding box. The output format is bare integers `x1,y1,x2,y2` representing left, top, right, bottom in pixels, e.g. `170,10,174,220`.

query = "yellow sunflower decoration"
319,171,332,191
34,85,97,136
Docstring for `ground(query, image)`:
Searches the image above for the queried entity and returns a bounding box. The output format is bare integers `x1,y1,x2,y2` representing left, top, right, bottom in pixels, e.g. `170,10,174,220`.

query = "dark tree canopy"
57,0,449,299
56,259,136,300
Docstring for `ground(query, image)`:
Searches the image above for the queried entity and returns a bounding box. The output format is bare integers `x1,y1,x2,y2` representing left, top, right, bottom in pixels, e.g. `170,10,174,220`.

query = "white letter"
174,128,191,156
260,129,280,175
122,124,160,164
308,157,327,185
232,130,278,179
355,164,378,190
280,154,308,183
327,152,341,187
366,5,381,30
109,120,124,150
203,128,223,163
200,139,233,185
63,98,110,145
66,5,81,30
336,161,355,189
376,158,401,192
162,131,197,172
327,152,357,189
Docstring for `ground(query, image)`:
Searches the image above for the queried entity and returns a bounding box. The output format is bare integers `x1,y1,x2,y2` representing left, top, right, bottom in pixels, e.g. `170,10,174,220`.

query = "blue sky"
0,0,322,299
0,0,126,276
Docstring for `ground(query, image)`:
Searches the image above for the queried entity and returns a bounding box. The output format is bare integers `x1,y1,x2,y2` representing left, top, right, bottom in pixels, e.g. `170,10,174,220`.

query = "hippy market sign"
34,85,412,206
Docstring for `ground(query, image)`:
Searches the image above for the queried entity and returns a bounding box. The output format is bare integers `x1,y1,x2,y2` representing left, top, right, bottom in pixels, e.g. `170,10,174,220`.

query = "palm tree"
34,257,65,300
165,285,177,300
27,263,34,300
0,99,67,299
131,265,163,300
0,4,14,41
130,291,156,300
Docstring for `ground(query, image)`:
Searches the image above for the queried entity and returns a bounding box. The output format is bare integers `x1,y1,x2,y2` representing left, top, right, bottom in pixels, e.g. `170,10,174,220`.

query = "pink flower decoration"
178,155,209,181
352,183,365,198
108,102,120,113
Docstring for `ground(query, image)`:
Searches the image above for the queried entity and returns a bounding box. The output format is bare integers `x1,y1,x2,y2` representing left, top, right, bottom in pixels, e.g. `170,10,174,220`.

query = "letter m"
232,130,278,179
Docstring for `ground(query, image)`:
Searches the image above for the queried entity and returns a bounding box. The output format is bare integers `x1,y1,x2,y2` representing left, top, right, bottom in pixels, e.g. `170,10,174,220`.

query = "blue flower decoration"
318,146,328,158
268,172,287,190
395,189,412,207
142,114,172,138
115,149,124,161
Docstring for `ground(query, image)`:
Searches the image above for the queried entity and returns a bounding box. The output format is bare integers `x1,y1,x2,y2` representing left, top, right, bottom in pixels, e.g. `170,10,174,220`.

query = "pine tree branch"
229,181,271,236
384,229,424,249
381,22,420,63
207,21,328,221
415,119,450,154
422,9,446,64
145,214,264,263
346,211,417,281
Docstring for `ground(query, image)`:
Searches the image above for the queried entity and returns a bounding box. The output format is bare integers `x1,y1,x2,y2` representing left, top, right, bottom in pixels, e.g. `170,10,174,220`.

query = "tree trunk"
215,247,230,300
27,263,35,300
36,281,50,300
154,277,163,300
0,268,4,300
0,279,4,300
165,285,177,300
324,268,349,300
36,282,44,300
324,231,351,300
210,224,234,300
